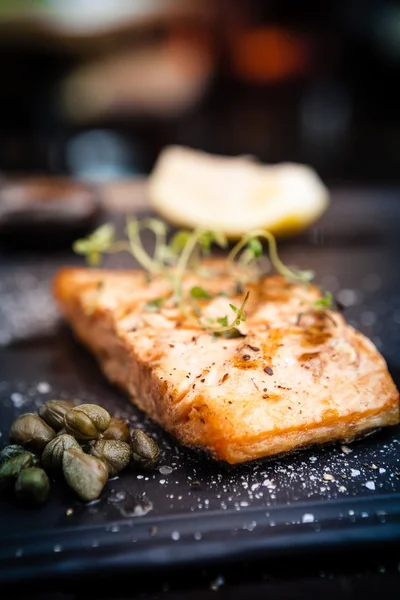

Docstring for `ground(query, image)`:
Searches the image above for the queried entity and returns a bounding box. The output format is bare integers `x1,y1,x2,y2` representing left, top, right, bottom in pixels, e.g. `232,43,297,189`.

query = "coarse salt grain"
336,288,360,307
159,466,173,475
302,513,314,524
37,382,51,394
10,393,27,408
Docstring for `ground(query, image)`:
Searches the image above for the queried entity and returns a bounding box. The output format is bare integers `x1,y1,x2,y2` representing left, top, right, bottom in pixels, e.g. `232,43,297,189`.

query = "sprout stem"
228,229,314,285
200,291,250,334
125,218,163,275
173,230,209,301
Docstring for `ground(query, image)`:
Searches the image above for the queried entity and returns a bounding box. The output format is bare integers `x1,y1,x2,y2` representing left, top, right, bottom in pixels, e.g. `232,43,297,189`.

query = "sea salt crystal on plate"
302,513,314,524
159,466,173,475
37,382,51,394
10,393,27,409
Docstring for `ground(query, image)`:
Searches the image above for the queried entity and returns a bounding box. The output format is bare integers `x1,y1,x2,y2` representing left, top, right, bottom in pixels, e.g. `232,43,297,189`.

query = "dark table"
1,182,400,598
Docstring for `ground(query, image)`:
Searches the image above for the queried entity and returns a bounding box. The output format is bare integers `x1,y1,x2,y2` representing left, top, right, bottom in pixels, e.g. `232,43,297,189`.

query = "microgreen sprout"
313,290,334,311
73,224,115,266
144,298,165,312
74,219,165,274
297,290,337,326
200,291,250,336
190,286,212,299
74,219,316,336
139,217,169,264
125,217,164,275
228,229,314,285
172,229,227,302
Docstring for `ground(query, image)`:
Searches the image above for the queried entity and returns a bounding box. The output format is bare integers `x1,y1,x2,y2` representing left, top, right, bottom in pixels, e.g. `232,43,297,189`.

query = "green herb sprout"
297,290,337,326
228,229,314,285
74,219,317,336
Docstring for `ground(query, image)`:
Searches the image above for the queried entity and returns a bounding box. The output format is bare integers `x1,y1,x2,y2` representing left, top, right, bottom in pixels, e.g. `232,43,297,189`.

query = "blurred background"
0,0,399,184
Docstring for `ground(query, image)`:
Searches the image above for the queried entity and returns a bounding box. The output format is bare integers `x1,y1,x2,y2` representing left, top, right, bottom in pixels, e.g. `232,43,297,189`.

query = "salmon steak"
53,264,399,464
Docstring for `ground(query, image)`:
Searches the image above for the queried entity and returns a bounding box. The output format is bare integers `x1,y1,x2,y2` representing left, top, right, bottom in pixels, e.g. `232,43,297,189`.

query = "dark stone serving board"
1,187,400,585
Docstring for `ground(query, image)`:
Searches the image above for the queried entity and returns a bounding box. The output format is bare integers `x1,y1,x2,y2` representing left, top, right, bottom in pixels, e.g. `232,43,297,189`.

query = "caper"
15,467,50,505
103,417,130,443
64,404,111,441
89,439,132,477
56,428,67,436
42,434,82,475
38,400,75,431
0,444,26,467
0,445,40,468
63,448,108,502
0,452,33,491
131,429,160,470
10,414,56,451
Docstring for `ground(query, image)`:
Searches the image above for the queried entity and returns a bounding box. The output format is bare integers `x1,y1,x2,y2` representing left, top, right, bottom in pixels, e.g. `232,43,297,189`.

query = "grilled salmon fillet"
53,264,399,464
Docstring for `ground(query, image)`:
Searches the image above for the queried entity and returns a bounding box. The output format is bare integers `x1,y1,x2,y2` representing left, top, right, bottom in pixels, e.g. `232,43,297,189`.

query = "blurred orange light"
230,27,310,83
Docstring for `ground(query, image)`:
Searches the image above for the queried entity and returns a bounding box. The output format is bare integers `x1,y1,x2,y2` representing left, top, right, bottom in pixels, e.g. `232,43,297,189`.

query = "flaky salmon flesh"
53,263,399,464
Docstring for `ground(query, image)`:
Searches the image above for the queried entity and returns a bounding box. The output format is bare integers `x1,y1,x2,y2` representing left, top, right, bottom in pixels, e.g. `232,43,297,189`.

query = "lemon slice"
148,146,329,238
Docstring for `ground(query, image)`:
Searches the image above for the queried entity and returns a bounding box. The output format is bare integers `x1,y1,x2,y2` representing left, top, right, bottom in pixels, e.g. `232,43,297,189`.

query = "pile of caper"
0,401,160,506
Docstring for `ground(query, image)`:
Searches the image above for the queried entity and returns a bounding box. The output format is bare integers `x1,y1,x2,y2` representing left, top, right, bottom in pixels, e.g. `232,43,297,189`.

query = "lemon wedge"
148,146,329,238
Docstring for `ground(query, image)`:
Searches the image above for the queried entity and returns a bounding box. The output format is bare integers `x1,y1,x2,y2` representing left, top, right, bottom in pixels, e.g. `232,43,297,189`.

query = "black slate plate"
0,187,400,585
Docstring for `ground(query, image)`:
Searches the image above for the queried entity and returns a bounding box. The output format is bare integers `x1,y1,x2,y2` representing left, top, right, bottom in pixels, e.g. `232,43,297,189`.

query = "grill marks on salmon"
53,265,399,464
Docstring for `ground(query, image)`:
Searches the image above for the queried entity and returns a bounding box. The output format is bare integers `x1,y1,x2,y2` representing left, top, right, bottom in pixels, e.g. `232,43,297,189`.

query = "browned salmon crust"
53,265,399,464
